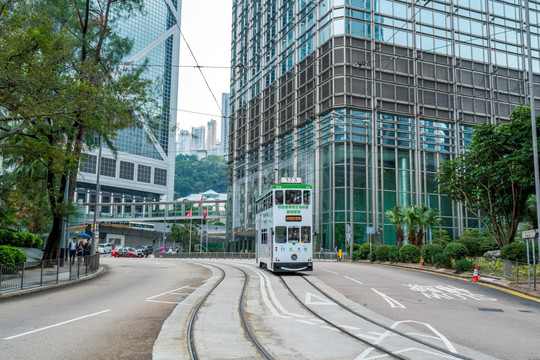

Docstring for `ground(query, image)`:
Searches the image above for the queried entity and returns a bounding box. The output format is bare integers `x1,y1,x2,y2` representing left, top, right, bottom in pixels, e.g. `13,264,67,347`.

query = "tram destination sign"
286,215,302,222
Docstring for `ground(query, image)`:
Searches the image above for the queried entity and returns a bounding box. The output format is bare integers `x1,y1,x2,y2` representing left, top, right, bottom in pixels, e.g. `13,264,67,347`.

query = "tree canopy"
174,155,228,197
437,106,539,248
0,0,156,260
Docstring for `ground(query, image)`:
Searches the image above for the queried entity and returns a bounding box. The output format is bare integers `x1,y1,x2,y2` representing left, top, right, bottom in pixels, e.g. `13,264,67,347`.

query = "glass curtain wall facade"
76,1,181,213
228,0,540,251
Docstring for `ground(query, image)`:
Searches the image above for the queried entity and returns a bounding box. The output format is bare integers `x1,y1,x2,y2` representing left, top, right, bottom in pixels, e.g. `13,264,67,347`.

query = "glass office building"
76,1,181,212
228,0,540,251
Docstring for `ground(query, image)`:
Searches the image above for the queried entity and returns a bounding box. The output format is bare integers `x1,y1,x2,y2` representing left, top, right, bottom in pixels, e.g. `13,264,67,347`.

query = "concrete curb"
0,266,107,299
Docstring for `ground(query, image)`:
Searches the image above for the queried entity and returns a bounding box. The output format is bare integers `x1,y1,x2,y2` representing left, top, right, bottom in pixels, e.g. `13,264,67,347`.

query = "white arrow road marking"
371,288,406,309
4,310,111,340
305,292,338,306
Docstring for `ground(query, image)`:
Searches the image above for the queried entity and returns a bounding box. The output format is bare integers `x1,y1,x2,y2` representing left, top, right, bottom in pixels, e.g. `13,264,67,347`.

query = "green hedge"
500,242,539,262
454,259,475,274
421,244,444,265
434,252,452,269
444,242,469,260
0,245,27,272
0,230,43,249
399,244,421,263
388,245,400,263
375,245,391,261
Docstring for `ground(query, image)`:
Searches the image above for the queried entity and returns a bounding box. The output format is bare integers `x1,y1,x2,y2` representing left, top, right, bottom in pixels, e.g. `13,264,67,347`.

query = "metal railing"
0,254,100,294
154,251,349,261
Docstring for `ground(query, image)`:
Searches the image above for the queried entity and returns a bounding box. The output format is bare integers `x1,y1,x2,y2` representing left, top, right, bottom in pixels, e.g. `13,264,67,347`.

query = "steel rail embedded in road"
299,275,473,360
278,275,406,360
187,262,273,360
236,265,273,360
187,265,225,359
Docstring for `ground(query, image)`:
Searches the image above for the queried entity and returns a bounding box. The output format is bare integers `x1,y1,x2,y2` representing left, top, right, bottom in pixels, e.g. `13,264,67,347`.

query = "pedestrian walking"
69,238,77,264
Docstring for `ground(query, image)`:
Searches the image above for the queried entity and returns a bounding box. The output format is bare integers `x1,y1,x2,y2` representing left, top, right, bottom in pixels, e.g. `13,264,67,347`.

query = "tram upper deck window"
303,190,310,205
285,190,302,204
288,227,300,242
275,226,286,243
301,226,311,243
275,190,283,205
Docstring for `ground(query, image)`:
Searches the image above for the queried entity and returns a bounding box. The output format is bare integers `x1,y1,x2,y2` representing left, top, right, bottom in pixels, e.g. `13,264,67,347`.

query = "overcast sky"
176,0,233,141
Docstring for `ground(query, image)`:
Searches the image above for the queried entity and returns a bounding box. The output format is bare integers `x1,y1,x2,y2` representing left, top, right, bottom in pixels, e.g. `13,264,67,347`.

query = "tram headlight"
291,254,298,261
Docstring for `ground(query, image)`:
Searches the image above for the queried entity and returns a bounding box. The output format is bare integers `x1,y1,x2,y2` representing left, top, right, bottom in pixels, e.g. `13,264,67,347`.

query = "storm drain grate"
478,308,503,312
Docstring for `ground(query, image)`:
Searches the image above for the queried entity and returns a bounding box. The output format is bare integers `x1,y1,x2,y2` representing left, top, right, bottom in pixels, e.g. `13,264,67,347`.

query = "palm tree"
402,206,418,247
385,205,405,247
415,205,443,247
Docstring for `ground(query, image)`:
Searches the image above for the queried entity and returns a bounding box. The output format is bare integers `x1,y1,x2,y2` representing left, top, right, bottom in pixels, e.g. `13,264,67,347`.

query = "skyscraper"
228,1,540,251
191,126,206,153
76,1,181,210
177,130,192,155
207,119,217,151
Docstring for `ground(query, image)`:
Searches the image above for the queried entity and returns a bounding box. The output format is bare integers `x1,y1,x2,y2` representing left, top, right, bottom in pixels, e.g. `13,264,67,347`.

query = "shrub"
348,242,361,254
456,230,496,257
17,232,35,247
444,242,469,260
357,243,374,260
454,258,475,274
432,229,451,247
33,236,43,249
421,244,444,265
375,245,391,261
0,245,27,273
388,245,400,263
433,252,452,269
369,247,377,262
352,249,361,261
399,244,421,263
499,242,539,262
0,229,16,246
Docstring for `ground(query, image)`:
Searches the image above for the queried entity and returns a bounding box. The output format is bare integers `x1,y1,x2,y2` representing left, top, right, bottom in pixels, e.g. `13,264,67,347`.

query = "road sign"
521,230,537,239
366,226,375,234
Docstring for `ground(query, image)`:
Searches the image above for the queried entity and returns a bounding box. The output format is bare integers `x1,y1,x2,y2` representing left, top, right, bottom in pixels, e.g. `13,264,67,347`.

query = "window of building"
137,165,151,183
154,168,167,186
100,158,116,177
80,154,97,174
119,161,134,180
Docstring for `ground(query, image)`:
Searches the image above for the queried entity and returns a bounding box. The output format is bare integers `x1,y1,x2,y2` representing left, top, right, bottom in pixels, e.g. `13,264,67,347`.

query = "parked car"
98,243,112,254
116,247,142,258
137,245,154,257
111,247,123,257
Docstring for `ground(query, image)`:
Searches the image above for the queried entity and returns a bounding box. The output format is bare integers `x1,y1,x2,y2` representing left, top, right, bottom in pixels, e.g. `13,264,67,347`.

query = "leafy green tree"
415,205,443,247
385,205,405,247
1,1,155,261
170,222,199,252
174,155,227,197
437,106,538,247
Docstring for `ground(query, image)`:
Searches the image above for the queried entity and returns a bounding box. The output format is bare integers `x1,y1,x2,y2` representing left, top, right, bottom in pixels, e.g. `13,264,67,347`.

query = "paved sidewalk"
0,265,106,299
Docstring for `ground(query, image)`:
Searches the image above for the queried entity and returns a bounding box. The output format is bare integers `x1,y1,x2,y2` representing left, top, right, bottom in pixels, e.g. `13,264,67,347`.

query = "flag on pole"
198,195,204,208
203,207,208,219
184,209,192,220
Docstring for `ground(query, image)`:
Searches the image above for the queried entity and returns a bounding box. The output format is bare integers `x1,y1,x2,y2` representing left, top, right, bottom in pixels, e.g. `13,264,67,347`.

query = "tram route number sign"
521,229,537,239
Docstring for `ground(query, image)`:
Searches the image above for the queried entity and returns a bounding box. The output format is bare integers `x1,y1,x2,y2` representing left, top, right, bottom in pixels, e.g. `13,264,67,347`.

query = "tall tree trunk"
408,228,416,247
42,214,62,265
396,226,404,247
416,228,424,248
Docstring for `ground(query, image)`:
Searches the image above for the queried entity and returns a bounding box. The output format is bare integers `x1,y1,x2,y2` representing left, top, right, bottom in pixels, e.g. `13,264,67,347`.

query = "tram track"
279,274,473,360
187,262,272,360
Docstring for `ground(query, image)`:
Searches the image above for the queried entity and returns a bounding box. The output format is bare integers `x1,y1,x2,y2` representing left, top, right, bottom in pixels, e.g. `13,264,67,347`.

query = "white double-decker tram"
255,178,313,272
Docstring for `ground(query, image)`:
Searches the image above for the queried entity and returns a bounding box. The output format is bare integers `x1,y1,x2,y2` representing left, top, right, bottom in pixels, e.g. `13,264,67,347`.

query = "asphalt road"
0,257,211,360
309,262,540,360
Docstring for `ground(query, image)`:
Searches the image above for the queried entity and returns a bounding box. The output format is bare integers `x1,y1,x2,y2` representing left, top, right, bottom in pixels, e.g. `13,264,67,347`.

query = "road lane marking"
146,300,180,304
305,292,337,306
146,286,189,300
371,288,406,309
323,269,338,274
345,276,363,285
4,310,111,340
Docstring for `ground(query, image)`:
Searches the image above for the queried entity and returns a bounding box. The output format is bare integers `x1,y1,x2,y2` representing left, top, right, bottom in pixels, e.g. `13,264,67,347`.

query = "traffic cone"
420,257,424,266
472,264,479,282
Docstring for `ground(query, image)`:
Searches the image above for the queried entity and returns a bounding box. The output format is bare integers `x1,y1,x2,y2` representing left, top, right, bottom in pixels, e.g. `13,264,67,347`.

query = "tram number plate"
286,215,302,222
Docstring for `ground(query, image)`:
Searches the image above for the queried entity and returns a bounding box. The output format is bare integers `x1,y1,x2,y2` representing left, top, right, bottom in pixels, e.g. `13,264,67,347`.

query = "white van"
98,243,112,254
